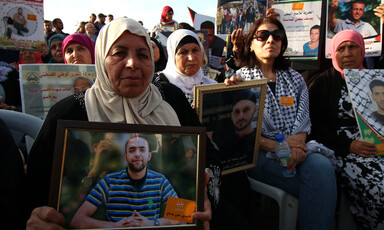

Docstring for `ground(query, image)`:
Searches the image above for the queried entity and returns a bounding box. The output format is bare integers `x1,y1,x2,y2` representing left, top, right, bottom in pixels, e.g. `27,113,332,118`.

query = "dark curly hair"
237,17,289,70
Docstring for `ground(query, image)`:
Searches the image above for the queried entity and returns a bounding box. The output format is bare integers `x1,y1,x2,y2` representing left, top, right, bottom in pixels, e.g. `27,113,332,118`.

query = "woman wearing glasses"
227,17,337,229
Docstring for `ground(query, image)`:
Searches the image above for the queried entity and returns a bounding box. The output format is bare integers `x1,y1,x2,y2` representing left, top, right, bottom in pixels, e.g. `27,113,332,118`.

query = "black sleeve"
26,93,88,214
0,118,28,229
155,81,223,208
225,35,240,71
308,70,353,157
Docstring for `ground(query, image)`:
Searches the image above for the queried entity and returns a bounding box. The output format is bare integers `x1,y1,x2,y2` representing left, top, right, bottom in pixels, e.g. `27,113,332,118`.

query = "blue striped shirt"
86,169,177,222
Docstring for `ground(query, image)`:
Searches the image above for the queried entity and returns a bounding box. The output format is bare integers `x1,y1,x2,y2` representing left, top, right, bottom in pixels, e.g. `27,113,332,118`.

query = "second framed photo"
194,79,267,175
49,120,206,229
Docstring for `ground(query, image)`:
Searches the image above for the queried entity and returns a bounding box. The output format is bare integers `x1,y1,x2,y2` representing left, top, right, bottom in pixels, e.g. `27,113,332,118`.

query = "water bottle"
275,134,296,178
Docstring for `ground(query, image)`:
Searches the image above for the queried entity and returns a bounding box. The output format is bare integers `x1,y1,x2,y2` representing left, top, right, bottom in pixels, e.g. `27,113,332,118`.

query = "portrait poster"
49,121,206,229
271,0,322,59
194,79,267,175
325,0,383,58
216,0,267,36
0,0,45,50
344,69,384,155
19,64,96,119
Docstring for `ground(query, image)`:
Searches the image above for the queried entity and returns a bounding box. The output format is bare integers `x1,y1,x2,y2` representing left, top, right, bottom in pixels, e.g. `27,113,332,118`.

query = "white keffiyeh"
236,66,311,138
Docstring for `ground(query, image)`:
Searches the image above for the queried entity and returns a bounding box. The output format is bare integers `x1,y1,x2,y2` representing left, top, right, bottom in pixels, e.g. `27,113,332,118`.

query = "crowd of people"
1,3,384,230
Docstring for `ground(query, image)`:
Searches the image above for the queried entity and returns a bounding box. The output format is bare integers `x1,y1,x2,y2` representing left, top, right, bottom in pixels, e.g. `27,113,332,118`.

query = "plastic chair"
247,176,298,230
337,191,357,230
0,109,43,153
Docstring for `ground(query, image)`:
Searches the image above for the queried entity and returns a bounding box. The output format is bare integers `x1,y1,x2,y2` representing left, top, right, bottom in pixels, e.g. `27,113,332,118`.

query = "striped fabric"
86,169,177,222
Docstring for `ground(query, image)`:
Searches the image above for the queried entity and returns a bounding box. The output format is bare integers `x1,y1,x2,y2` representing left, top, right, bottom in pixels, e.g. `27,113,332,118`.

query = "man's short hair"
351,0,365,7
44,20,52,24
124,134,156,153
200,21,215,30
52,18,61,25
369,79,384,92
310,25,320,32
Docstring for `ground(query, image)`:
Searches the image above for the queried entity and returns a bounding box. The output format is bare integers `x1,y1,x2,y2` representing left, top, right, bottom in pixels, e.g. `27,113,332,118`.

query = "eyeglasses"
254,30,285,42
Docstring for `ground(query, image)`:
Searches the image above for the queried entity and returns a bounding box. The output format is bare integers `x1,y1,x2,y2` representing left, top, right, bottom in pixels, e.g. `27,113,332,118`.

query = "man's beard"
234,119,252,131
128,161,147,172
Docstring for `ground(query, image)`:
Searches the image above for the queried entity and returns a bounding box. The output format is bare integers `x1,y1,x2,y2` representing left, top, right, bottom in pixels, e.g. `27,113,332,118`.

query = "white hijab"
85,18,180,126
162,29,216,101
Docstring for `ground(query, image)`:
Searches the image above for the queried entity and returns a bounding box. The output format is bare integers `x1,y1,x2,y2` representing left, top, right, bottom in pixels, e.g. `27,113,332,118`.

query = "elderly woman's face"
105,31,152,98
65,44,92,64
21,51,36,63
175,43,202,77
50,40,64,63
335,41,362,70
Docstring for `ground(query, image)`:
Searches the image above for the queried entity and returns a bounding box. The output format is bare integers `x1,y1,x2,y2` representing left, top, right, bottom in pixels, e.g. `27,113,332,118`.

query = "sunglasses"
254,30,285,41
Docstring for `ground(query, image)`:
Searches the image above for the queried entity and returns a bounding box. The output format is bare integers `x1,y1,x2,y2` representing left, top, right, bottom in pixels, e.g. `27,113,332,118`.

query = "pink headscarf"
161,6,173,23
62,33,95,64
330,30,365,77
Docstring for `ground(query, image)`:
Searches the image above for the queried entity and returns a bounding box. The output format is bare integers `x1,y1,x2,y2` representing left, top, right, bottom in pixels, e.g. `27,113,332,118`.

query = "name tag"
280,96,294,106
164,197,196,223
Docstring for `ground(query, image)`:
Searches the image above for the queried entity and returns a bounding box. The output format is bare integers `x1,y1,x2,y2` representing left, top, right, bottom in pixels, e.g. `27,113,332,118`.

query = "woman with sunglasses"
227,17,337,230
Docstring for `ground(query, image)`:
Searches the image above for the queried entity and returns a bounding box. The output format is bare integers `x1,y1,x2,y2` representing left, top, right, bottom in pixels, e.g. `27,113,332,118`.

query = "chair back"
0,109,43,153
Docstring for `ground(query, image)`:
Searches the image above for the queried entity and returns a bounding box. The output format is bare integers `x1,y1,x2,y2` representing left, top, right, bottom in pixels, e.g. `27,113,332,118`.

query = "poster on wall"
325,0,383,58
19,64,96,119
344,69,384,155
271,0,322,59
0,0,45,50
216,0,267,36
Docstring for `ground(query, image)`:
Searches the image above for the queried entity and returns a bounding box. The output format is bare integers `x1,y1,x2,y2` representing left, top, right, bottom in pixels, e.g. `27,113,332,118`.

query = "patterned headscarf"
62,33,95,64
85,17,180,125
330,30,365,77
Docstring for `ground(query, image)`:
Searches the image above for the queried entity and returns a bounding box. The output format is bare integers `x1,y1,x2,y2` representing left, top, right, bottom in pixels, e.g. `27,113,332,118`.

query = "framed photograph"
194,79,267,175
344,69,384,155
49,120,206,229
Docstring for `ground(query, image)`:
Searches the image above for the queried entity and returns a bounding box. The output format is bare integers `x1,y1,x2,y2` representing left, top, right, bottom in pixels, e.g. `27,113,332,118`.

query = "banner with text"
19,64,96,119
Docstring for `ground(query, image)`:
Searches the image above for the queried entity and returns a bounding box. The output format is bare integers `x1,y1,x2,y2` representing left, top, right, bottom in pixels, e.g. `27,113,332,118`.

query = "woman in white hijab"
26,18,213,230
158,29,217,106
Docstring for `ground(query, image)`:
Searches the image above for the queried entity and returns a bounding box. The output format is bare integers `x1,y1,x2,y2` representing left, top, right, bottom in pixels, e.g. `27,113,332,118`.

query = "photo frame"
344,69,384,155
49,120,206,229
194,79,267,175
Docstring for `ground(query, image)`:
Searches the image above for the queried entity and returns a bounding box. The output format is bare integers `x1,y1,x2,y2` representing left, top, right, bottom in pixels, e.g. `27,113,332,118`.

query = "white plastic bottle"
275,134,296,178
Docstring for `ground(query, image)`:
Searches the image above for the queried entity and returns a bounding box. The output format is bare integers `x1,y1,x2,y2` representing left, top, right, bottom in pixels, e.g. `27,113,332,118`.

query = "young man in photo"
370,79,384,125
71,135,178,228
